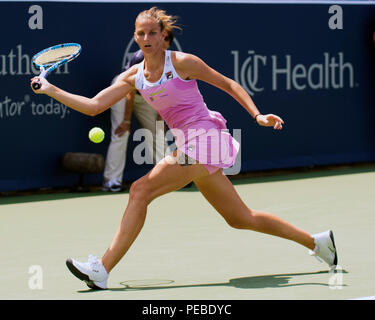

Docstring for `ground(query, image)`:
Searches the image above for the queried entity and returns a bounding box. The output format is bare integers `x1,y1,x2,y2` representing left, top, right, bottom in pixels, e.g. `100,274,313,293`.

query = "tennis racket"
32,43,81,90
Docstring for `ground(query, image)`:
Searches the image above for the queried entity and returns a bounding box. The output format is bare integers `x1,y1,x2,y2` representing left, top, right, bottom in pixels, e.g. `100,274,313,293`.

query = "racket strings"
35,46,79,65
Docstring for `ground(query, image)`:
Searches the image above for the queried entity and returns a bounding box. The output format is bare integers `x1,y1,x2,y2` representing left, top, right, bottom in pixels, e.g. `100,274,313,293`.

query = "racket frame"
32,43,81,90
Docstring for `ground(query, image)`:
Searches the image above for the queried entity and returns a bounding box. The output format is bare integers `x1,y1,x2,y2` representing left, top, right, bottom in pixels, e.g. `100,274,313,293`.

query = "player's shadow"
77,269,348,293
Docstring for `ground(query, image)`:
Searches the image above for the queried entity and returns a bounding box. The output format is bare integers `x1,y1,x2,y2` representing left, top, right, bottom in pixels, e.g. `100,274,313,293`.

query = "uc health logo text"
232,50,356,96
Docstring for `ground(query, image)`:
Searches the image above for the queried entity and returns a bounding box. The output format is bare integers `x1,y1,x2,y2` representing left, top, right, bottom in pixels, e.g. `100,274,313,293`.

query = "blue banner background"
1,2,375,192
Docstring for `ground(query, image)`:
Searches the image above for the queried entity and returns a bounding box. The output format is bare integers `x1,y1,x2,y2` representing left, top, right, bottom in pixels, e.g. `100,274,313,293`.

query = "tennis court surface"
1,165,374,300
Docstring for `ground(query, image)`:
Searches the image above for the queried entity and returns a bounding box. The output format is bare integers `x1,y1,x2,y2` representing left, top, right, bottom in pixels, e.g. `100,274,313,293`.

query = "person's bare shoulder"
171,51,203,80
115,63,140,88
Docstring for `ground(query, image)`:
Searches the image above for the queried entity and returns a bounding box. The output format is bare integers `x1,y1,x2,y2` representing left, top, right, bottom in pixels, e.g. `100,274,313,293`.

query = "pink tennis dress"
135,50,240,174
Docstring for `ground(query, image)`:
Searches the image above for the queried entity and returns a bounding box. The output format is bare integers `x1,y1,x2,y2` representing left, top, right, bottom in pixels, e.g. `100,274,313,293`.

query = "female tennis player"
31,7,337,290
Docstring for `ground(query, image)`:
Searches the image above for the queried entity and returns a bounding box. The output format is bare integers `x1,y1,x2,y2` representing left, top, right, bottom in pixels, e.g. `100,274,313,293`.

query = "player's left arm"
174,52,284,129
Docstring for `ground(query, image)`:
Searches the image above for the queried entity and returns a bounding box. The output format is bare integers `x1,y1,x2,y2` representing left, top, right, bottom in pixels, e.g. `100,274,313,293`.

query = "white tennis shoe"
102,179,123,192
309,230,338,268
66,255,108,290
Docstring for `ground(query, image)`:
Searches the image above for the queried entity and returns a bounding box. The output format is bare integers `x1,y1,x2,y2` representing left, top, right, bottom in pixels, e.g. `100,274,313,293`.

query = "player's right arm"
30,65,138,117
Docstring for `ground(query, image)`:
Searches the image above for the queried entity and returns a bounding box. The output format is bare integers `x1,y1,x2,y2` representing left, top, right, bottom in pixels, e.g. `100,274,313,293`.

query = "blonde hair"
135,7,181,44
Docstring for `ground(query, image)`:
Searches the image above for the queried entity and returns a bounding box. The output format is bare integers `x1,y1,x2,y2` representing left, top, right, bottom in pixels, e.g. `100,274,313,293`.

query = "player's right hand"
30,76,50,94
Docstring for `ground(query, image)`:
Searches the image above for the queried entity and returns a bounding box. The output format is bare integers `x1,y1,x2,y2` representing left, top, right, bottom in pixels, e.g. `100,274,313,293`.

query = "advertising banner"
1,1,374,191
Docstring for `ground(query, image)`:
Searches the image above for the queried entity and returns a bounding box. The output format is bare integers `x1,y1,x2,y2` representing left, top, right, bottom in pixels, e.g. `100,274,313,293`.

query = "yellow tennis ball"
89,127,105,143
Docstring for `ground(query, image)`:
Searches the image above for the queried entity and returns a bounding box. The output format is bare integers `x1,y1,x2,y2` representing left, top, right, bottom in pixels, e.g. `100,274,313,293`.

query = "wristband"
254,114,262,123
124,120,131,124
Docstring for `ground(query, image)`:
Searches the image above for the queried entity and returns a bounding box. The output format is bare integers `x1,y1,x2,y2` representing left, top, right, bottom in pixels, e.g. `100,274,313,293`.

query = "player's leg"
193,169,316,250
101,152,210,273
194,170,338,268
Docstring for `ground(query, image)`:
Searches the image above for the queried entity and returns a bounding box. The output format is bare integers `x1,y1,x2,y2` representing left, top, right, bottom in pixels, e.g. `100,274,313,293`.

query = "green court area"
1,165,374,300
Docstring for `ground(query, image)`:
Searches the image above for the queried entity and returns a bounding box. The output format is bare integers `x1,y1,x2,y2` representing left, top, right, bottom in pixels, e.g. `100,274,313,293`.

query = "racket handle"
32,81,41,90
33,68,47,90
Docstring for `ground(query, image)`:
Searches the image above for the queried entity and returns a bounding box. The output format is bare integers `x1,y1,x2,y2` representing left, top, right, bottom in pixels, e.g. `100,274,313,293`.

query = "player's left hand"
256,114,284,130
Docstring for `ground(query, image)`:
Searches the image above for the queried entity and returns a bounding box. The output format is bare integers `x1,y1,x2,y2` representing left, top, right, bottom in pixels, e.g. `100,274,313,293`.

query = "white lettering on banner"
0,44,69,76
28,5,43,30
232,50,356,95
0,96,24,118
30,100,69,118
0,96,70,119
232,50,266,96
328,5,343,30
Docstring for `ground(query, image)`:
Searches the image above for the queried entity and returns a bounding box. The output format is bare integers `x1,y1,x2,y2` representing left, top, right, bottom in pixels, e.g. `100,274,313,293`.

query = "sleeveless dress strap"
135,59,145,90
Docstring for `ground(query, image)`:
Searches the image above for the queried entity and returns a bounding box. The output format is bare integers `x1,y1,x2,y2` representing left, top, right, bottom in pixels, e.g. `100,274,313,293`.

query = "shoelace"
87,255,109,276
88,254,100,267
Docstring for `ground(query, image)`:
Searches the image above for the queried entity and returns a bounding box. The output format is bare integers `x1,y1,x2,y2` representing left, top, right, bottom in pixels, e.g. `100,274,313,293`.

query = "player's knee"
225,210,255,230
226,218,249,230
129,179,151,205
